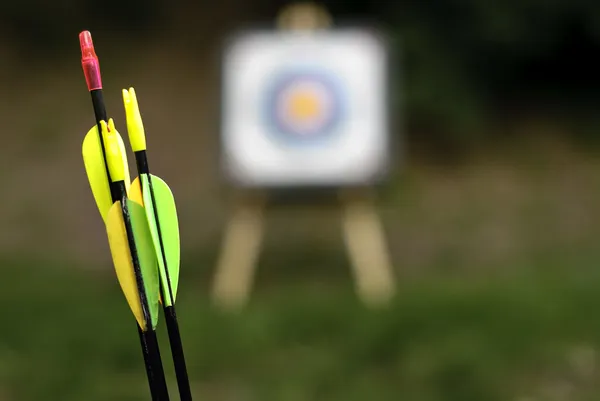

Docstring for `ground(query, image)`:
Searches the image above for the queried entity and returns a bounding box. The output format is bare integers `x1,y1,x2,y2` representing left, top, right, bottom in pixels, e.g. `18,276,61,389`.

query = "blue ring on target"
263,69,345,146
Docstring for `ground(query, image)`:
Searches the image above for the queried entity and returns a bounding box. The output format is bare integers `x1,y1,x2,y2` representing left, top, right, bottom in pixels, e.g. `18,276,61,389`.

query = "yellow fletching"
129,176,143,206
82,123,131,219
123,88,146,152
106,202,146,331
102,119,126,183
82,126,112,222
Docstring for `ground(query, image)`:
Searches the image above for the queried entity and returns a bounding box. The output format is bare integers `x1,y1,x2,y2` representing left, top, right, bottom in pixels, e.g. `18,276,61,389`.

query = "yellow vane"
129,177,144,206
106,202,146,330
123,88,147,152
82,123,132,221
82,125,112,221
101,119,126,183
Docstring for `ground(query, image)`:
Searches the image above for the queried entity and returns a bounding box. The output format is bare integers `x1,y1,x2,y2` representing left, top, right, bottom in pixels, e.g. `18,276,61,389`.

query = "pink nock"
79,31,102,91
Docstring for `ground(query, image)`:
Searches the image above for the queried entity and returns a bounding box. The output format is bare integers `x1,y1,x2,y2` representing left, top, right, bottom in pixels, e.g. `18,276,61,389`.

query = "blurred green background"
3,0,600,400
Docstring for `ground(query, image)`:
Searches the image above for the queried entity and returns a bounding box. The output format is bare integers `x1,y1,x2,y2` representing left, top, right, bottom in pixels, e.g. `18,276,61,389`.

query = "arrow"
123,88,192,400
79,30,169,401
102,119,170,401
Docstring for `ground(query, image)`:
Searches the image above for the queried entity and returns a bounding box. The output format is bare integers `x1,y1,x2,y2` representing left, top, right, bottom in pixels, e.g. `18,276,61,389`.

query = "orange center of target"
287,90,321,121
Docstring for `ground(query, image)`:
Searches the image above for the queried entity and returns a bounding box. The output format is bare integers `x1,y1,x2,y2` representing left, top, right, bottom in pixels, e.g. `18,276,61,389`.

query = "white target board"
221,28,390,188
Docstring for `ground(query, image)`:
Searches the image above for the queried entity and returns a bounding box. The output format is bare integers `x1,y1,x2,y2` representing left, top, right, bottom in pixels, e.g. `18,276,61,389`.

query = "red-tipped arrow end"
79,30,102,91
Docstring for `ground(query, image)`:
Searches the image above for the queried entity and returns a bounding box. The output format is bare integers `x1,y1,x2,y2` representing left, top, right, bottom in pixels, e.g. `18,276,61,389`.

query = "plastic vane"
82,125,131,221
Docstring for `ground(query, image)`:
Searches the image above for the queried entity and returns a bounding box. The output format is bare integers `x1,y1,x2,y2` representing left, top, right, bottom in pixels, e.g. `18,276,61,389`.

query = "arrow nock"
79,31,102,91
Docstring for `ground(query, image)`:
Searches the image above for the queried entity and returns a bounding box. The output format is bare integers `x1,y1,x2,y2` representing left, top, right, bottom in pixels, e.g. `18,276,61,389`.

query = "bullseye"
265,71,344,144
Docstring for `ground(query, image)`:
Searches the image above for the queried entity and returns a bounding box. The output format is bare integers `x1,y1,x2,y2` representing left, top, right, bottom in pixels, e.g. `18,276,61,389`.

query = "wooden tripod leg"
340,190,395,307
211,194,265,309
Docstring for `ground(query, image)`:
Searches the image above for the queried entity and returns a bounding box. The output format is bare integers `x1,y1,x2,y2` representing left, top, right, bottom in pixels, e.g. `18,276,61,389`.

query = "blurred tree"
2,0,600,152
0,0,165,55
380,0,600,152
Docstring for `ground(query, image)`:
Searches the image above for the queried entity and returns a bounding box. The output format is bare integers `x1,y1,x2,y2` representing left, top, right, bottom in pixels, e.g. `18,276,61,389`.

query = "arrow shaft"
119,193,152,327
90,89,107,124
164,305,192,401
138,326,170,401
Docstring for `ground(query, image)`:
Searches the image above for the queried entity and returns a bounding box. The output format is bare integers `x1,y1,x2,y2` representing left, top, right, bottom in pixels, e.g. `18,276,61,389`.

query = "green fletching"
128,199,160,329
141,174,165,303
142,174,180,306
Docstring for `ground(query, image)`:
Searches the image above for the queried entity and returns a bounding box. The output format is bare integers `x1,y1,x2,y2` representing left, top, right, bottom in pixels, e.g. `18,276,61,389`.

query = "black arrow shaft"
164,305,191,400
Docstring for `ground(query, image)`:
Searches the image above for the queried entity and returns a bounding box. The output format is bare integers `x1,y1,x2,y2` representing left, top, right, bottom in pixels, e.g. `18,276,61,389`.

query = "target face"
221,29,391,188
265,71,344,145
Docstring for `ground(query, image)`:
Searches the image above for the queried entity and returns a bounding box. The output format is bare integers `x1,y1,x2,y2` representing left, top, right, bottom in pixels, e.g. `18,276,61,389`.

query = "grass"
2,124,600,400
2,252,600,401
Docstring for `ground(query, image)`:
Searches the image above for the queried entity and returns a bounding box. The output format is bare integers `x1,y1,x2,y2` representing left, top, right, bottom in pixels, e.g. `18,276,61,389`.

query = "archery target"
221,28,391,188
